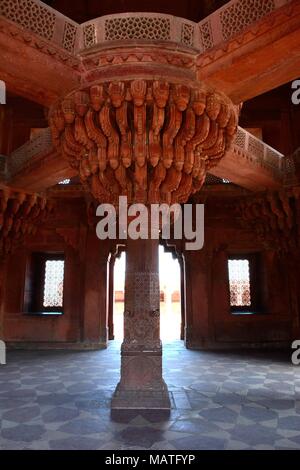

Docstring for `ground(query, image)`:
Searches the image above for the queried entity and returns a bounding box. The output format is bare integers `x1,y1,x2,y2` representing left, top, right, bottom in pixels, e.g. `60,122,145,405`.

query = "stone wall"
1,191,299,349
184,196,297,349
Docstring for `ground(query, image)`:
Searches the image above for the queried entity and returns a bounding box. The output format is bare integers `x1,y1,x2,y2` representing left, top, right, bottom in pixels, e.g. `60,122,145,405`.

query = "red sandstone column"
111,237,170,411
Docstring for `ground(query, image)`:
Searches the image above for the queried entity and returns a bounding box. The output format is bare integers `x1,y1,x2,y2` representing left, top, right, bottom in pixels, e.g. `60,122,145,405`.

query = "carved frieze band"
125,272,160,314
123,271,160,347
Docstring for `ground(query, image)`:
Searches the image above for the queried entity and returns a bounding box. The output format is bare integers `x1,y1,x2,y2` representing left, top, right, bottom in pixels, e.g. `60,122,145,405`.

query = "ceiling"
43,0,229,23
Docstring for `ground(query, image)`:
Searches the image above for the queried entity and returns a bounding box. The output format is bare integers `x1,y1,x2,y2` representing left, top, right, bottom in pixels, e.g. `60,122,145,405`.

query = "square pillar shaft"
111,238,170,411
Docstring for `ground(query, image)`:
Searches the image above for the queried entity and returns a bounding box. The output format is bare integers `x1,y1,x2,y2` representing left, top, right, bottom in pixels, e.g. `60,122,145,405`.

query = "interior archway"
111,245,183,343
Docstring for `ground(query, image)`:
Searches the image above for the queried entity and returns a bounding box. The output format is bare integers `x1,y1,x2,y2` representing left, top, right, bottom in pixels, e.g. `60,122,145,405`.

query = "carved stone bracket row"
237,187,300,253
49,79,239,206
0,186,53,256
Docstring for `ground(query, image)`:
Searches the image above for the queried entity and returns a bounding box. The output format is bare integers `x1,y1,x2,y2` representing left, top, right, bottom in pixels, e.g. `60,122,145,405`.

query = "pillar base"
111,346,171,411
111,382,171,411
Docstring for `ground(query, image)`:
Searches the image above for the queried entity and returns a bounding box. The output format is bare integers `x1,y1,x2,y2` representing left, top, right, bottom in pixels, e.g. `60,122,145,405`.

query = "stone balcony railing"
7,126,288,185
7,128,53,177
0,0,293,55
234,127,284,180
0,0,80,53
283,148,300,186
197,0,291,53
79,13,198,51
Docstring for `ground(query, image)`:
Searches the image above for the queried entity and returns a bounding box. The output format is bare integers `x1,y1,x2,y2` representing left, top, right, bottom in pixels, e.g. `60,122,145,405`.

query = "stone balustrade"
197,0,291,53
79,13,198,51
234,127,284,180
0,0,293,54
0,0,79,53
7,128,53,177
283,148,300,186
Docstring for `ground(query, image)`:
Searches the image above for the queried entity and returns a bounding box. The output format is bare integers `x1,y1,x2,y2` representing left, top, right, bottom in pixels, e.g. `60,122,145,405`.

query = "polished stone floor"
0,341,300,450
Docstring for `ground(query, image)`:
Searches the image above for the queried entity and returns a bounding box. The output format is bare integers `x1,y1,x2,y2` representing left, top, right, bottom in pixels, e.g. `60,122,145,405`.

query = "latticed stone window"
228,259,251,307
227,254,264,314
24,253,65,314
199,20,213,51
181,23,194,47
43,260,65,308
104,17,171,41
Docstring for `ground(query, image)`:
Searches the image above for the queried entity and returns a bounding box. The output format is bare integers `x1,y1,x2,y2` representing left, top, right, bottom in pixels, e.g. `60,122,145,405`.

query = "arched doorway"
113,251,126,340
108,243,185,343
159,244,182,342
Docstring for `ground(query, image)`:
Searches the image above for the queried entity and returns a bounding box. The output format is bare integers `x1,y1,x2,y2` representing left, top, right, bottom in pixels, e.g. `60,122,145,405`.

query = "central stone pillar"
111,237,171,411
49,77,239,413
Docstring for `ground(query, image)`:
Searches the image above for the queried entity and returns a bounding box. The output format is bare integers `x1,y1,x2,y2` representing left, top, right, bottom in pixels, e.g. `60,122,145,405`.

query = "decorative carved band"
125,272,160,313
123,271,160,349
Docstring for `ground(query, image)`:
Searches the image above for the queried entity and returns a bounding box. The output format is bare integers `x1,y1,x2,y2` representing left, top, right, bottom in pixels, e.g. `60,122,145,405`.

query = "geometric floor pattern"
1,341,300,450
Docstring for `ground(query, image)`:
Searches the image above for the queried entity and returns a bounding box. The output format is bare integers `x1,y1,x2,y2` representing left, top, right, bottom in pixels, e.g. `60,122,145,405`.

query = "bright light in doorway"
113,246,181,342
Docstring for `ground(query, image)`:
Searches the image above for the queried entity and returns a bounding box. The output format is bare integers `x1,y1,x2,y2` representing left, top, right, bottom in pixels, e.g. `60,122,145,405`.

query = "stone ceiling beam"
8,151,77,192
210,149,282,191
5,128,76,191
0,14,80,107
7,149,77,192
210,127,284,191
